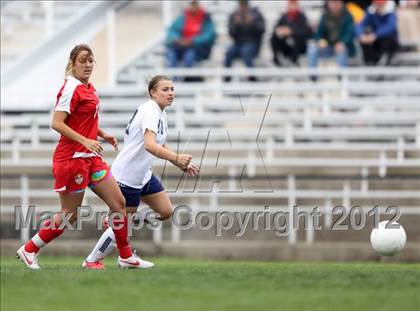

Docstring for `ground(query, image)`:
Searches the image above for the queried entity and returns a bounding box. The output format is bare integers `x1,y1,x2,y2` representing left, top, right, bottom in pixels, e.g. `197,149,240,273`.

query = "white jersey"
111,99,167,189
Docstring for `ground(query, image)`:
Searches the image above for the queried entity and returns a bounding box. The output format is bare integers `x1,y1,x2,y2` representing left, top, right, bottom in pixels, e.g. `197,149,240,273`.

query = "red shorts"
52,157,111,193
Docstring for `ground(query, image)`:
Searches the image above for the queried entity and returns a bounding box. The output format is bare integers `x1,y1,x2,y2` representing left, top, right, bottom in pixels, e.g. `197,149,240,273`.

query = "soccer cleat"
117,251,154,269
82,259,105,270
16,245,40,270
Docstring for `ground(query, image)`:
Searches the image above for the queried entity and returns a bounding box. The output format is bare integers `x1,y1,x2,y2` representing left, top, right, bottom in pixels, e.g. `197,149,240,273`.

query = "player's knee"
68,213,78,224
117,196,126,210
112,195,126,212
159,207,173,220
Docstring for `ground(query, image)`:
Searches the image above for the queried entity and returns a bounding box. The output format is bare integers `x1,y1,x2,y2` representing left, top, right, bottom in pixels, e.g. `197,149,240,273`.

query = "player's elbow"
51,119,62,132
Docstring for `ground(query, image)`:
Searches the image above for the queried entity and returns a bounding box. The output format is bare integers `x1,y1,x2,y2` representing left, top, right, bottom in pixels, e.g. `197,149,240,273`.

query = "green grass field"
1,256,419,311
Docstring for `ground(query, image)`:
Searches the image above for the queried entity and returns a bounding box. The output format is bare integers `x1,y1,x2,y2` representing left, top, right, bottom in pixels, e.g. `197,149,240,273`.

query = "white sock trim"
86,227,116,262
32,233,46,248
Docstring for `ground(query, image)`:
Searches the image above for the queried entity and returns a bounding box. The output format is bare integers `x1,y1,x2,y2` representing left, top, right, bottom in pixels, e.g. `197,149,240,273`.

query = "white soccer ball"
370,221,406,256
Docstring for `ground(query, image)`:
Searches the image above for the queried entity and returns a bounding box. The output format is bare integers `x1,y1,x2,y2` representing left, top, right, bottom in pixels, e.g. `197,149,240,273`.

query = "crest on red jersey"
74,174,84,185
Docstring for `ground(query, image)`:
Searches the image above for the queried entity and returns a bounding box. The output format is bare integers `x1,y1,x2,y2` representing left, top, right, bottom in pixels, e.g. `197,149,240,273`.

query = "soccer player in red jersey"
17,44,140,269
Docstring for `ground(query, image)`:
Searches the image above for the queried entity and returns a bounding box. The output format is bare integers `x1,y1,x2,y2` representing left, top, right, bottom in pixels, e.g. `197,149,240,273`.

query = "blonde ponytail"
64,59,73,78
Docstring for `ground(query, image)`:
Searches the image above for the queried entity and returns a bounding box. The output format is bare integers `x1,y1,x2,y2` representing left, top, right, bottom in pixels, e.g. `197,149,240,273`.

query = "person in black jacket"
224,0,265,77
270,0,312,66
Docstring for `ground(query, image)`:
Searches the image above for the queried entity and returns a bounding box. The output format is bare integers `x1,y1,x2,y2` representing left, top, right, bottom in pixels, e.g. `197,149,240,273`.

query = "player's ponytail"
64,44,94,78
64,60,73,78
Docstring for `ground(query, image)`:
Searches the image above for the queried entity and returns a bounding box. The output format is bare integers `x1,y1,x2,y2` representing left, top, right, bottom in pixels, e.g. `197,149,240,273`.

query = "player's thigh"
91,176,126,214
141,191,173,220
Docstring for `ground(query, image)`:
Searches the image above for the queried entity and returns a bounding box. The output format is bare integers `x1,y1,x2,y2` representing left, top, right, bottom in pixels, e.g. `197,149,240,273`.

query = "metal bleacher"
1,0,99,71
1,1,420,251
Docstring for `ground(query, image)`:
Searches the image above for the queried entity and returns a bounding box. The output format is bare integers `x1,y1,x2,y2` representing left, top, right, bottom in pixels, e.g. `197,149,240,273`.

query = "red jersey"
53,75,100,162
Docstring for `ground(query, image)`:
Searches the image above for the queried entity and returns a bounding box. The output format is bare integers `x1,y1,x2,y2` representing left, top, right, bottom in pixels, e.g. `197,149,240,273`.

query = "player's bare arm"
163,143,199,176
51,110,102,154
144,129,192,170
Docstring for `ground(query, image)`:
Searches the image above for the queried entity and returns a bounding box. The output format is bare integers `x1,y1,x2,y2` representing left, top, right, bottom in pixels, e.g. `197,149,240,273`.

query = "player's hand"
82,138,103,154
175,153,192,170
102,133,118,151
184,162,200,177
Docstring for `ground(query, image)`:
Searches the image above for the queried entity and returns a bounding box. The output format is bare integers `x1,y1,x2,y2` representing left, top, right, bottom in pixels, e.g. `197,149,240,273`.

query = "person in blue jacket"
166,1,216,69
357,0,399,66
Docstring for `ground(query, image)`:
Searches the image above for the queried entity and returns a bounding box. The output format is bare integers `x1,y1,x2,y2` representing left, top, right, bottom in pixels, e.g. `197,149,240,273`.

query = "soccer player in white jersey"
83,75,199,269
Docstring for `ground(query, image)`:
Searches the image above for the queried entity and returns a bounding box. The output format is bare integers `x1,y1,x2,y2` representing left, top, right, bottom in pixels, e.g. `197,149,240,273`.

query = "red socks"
24,219,64,254
24,240,41,254
111,216,132,259
23,216,132,259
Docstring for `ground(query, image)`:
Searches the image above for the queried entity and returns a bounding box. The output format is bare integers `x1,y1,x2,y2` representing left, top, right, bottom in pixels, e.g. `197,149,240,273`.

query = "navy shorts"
117,175,164,208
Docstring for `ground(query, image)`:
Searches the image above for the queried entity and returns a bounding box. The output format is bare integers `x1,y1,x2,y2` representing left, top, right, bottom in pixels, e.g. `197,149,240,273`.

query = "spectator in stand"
357,0,399,65
270,0,312,66
224,0,265,81
307,0,355,79
166,1,216,69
